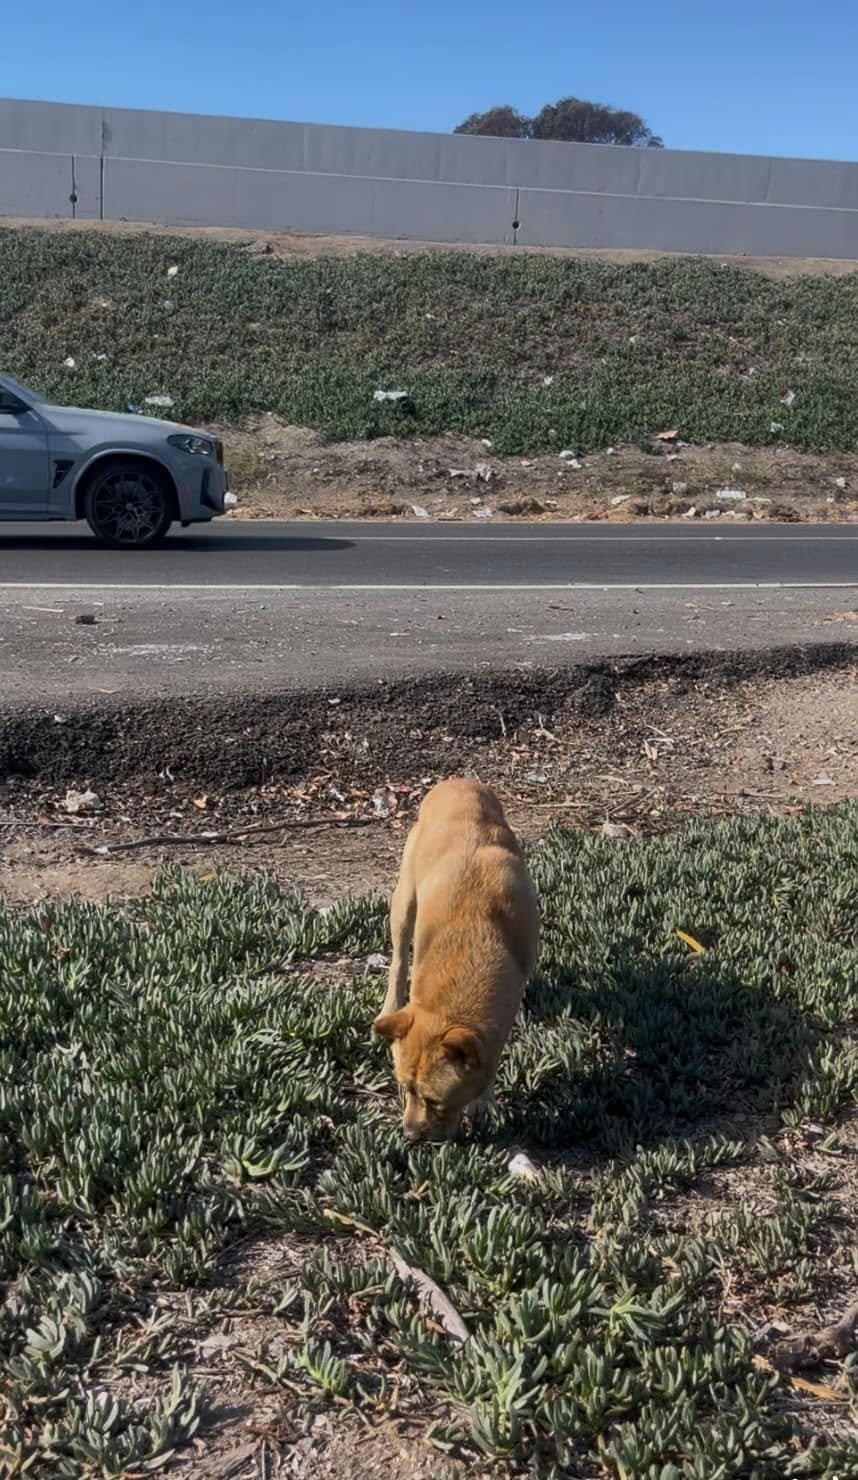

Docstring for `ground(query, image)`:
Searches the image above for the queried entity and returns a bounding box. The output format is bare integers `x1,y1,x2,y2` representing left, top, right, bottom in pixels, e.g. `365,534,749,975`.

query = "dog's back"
410,779,538,1013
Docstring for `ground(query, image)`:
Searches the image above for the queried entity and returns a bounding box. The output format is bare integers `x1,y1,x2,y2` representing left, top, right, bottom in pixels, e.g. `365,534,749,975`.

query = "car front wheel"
84,461,174,548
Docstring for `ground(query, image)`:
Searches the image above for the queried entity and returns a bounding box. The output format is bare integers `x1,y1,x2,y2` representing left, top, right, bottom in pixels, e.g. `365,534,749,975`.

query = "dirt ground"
217,418,858,524
7,216,858,278
2,659,854,908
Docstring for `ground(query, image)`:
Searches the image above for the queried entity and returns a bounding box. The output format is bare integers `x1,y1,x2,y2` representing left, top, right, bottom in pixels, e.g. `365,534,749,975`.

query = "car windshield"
2,373,43,403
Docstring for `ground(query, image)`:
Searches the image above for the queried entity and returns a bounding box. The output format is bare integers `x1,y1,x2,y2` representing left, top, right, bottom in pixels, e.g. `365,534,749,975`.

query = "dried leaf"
322,1208,377,1238
753,1354,846,1402
676,929,705,954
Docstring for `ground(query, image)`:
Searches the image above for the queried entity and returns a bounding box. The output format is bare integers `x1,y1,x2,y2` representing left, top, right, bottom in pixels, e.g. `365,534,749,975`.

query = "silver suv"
0,373,229,547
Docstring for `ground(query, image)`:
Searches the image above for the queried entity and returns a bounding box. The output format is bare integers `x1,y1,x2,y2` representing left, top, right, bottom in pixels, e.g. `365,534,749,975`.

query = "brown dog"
373,778,538,1142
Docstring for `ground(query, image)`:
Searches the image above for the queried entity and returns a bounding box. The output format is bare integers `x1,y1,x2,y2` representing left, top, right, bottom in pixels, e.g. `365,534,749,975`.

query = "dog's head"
373,1005,486,1142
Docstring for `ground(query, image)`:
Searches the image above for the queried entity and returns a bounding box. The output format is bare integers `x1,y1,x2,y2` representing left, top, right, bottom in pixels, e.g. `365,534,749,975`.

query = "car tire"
84,460,174,549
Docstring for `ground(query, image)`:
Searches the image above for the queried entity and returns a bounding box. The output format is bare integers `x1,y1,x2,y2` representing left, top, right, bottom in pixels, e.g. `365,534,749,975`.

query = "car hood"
43,404,200,437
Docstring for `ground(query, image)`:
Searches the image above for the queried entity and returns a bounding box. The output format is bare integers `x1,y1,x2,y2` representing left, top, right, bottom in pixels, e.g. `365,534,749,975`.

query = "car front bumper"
200,464,229,513
179,458,229,521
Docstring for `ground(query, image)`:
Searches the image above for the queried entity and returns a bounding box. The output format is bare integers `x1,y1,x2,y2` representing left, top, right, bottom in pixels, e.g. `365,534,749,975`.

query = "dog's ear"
441,1025,483,1072
373,1006,414,1041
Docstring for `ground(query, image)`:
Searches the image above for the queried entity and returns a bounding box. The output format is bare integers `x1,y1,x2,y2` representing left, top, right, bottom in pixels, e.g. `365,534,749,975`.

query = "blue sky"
3,0,856,161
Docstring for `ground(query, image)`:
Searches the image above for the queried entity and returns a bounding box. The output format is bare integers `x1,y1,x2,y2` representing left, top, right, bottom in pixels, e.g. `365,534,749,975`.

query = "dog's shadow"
490,950,818,1156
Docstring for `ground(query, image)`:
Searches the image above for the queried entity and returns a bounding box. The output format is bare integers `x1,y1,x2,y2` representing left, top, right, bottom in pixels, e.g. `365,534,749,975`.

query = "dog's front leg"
474,1081,497,1110
467,1076,497,1126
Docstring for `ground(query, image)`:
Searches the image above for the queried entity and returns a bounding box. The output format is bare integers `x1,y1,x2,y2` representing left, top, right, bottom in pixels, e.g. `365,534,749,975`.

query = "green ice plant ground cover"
0,805,856,1475
4,229,858,455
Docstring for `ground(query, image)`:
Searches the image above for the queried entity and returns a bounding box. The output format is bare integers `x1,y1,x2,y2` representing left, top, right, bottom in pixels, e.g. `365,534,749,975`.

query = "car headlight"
167,434,213,457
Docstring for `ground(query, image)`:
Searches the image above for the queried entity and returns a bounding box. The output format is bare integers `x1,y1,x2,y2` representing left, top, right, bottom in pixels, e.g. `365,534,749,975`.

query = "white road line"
315,541,858,547
1,582,857,593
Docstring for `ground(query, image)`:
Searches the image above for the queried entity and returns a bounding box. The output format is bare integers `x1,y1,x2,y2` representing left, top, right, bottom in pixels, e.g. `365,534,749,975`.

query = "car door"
0,389,49,515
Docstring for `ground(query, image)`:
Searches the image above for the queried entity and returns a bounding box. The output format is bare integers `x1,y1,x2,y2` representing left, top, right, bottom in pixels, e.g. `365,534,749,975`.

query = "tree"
454,96,663,148
531,97,662,147
453,106,531,140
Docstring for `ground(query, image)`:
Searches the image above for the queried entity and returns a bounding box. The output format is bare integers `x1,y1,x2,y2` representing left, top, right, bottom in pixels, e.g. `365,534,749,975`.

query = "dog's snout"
403,1124,423,1143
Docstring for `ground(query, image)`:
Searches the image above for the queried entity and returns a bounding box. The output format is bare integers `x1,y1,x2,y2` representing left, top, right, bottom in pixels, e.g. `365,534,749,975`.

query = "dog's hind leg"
382,827,418,1015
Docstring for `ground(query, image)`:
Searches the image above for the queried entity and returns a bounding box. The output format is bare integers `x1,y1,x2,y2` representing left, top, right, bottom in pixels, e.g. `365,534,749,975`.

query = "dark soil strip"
1,642,853,788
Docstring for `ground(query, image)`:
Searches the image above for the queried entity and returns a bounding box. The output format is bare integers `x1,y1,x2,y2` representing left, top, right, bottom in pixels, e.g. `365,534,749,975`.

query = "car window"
0,373,42,403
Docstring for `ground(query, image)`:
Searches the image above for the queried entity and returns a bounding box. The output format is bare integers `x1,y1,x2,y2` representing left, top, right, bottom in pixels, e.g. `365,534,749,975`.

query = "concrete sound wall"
3,95,858,258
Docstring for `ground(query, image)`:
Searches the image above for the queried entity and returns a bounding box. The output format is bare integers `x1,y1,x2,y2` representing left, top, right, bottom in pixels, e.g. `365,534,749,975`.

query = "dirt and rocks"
219,420,858,525
1,646,854,909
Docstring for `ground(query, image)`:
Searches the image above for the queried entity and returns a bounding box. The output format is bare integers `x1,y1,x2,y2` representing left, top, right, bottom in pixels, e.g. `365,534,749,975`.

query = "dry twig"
76,815,376,856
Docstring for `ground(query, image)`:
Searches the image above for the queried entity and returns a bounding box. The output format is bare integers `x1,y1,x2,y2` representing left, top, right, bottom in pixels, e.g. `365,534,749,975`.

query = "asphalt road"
0,520,856,588
0,522,854,700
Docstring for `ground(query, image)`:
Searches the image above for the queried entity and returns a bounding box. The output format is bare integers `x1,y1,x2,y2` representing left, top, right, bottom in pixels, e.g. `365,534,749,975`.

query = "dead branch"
76,815,376,856
772,1302,858,1372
